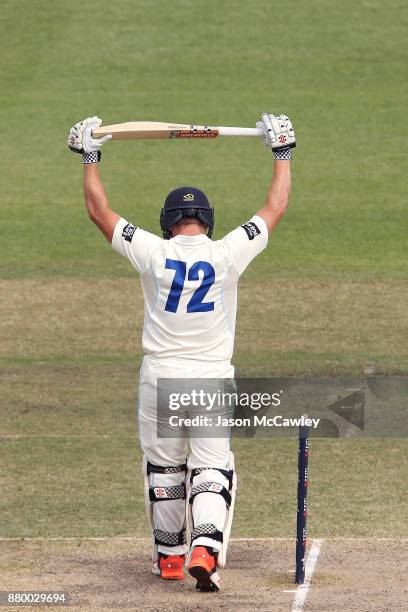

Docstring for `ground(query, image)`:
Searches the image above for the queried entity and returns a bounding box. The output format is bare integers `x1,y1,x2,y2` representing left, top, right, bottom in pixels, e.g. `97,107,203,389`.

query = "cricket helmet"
160,186,215,239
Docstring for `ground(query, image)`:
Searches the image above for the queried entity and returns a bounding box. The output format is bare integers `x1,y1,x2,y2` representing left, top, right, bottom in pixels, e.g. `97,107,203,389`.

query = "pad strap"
147,461,187,475
153,528,186,547
191,523,223,544
149,482,186,502
191,467,234,490
189,482,231,509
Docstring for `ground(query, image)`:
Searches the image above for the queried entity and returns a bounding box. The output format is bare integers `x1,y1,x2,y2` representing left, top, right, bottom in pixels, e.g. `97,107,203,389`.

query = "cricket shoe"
152,553,185,580
187,546,222,592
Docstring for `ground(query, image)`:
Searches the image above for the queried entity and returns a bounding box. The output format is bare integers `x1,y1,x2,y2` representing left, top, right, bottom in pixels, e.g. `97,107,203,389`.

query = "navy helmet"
160,186,215,239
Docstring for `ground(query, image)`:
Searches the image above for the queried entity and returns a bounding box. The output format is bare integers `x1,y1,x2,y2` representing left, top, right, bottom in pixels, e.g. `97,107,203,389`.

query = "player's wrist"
82,151,101,164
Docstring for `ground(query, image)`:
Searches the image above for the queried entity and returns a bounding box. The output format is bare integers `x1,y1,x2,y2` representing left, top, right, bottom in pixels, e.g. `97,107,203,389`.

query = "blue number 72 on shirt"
164,259,215,313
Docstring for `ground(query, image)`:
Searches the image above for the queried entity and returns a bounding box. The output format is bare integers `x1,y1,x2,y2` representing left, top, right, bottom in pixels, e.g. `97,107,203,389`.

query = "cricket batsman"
67,113,295,591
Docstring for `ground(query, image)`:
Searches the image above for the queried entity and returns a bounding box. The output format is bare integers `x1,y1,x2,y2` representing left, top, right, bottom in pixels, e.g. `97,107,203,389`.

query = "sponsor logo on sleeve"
241,221,261,240
122,223,137,242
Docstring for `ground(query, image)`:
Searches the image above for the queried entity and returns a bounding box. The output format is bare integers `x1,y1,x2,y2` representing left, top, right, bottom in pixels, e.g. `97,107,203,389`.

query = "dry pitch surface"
0,538,407,611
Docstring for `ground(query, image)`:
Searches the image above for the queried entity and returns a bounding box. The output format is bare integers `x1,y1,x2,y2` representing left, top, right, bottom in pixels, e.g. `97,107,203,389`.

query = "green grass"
0,0,407,279
1,425,406,538
1,433,406,538
1,360,407,538
1,0,407,541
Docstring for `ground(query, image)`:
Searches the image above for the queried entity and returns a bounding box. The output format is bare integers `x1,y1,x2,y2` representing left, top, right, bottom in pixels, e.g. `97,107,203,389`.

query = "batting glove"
256,113,296,159
67,116,112,163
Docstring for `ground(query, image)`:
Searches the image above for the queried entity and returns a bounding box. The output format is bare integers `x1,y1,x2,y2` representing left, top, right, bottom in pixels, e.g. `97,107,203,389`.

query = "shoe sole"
188,564,218,591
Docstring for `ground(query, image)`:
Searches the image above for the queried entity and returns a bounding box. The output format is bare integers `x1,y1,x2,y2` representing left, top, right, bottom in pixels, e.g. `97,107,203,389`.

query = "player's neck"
172,224,207,237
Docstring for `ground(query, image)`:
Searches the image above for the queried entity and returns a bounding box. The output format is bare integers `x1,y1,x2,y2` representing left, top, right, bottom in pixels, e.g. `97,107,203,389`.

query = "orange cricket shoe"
158,553,185,580
188,546,221,591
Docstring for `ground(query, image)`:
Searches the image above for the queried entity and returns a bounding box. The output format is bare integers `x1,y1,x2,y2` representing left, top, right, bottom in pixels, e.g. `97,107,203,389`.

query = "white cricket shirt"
112,215,268,361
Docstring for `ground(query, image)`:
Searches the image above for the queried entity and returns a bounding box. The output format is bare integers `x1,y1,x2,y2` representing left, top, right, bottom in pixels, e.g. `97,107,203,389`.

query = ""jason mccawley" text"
168,414,320,429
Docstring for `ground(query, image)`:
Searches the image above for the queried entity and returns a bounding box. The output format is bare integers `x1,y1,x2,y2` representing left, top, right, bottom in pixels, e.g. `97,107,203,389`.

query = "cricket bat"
92,121,263,140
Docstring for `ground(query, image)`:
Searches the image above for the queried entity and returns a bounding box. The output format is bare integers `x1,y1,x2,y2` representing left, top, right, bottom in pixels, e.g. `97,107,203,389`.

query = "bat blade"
92,122,219,140
92,121,262,140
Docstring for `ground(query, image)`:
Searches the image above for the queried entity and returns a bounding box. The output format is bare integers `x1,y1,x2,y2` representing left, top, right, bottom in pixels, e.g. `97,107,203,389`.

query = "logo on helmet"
183,193,195,201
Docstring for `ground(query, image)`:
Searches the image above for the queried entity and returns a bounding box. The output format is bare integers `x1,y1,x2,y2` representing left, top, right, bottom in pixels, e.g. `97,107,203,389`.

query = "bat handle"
92,127,112,138
218,127,263,137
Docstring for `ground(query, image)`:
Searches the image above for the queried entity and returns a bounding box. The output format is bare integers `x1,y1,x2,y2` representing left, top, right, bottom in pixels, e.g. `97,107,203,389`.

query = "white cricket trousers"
138,355,234,555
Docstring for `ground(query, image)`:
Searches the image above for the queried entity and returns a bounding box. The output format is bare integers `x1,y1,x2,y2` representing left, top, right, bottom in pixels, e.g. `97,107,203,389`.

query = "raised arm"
255,113,295,234
256,160,291,233
83,164,120,242
68,116,119,242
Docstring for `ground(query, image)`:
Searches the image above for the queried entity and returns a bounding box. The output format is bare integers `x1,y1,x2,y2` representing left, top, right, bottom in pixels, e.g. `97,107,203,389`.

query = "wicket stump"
295,423,309,584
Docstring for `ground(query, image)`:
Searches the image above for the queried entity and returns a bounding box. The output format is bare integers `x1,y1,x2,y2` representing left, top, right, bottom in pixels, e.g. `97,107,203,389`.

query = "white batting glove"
256,113,296,159
67,116,111,163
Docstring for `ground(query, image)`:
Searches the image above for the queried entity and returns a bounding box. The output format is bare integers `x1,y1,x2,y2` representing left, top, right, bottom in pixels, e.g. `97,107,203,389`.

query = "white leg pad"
185,451,237,569
142,456,188,567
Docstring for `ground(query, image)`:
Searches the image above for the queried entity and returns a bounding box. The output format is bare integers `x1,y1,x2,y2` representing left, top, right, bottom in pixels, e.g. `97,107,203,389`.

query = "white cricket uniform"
112,214,268,554
112,215,268,362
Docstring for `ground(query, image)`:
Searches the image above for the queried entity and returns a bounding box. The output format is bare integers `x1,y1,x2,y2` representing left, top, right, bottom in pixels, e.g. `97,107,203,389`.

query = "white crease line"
0,537,149,542
0,536,292,543
291,539,323,612
227,536,408,542
0,536,406,542
0,537,292,542
0,434,111,439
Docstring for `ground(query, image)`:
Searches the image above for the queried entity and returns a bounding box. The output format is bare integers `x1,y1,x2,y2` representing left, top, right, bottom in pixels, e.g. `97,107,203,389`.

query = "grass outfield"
1,0,407,543
0,0,406,281
1,358,407,538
